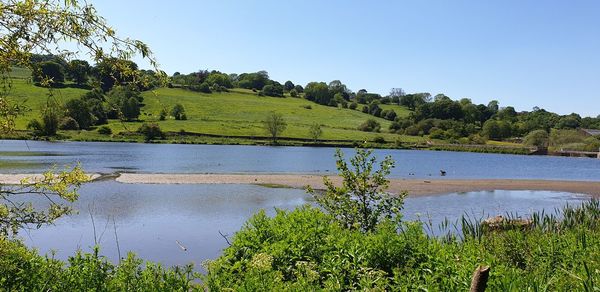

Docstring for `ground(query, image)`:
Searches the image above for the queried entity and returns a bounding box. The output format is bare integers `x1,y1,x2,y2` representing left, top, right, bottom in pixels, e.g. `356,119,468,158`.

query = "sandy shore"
1,173,598,197
114,173,600,197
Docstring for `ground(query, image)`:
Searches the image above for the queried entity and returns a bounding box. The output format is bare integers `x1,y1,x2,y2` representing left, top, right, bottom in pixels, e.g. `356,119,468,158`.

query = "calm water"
16,181,588,268
1,140,600,180
2,140,596,269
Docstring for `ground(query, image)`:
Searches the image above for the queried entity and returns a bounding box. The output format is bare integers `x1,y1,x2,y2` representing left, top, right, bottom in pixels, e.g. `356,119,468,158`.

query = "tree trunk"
470,265,490,292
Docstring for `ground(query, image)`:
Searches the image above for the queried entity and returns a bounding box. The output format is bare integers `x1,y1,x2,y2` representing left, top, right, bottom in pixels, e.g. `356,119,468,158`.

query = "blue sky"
92,0,600,117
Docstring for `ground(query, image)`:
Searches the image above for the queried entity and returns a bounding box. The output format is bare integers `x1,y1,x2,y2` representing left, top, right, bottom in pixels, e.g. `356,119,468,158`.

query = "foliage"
0,165,89,236
261,84,283,97
308,149,405,232
58,116,79,130
170,103,187,120
304,82,332,105
0,0,163,134
358,119,381,132
263,112,287,143
107,86,142,121
64,98,94,129
523,129,549,147
308,123,323,142
66,59,91,85
32,61,65,86
204,195,600,290
137,123,164,141
0,239,201,291
97,125,112,135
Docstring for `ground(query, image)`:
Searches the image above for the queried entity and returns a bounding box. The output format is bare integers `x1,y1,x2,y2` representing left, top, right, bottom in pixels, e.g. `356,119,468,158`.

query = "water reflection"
17,181,587,269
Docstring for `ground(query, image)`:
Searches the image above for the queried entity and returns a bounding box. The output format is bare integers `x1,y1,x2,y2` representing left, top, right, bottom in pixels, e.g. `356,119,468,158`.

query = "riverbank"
113,173,600,197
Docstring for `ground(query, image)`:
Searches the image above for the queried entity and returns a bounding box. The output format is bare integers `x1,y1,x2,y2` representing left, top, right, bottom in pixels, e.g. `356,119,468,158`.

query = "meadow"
7,70,426,145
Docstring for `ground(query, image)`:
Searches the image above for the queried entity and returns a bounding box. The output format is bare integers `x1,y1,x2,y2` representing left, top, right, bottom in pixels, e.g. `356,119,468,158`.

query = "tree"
64,98,94,129
206,72,233,88
32,61,65,86
107,86,143,121
171,103,187,120
523,130,549,148
0,0,160,240
358,119,381,132
284,80,295,92
0,0,160,135
66,59,91,85
263,112,287,143
307,149,405,232
304,82,332,105
138,123,164,141
309,123,323,142
261,84,283,97
0,166,89,236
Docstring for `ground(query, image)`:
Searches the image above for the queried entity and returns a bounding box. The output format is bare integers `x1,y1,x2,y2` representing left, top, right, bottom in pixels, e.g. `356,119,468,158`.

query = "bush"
0,238,201,290
349,102,358,110
190,82,211,93
373,136,386,143
289,89,298,97
137,123,164,141
58,117,80,130
523,130,549,147
171,103,187,120
97,126,112,135
358,119,381,132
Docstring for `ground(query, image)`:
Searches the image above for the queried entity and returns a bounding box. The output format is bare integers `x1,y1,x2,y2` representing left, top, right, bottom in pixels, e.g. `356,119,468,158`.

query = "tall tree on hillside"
264,112,287,143
66,59,91,86
32,61,65,86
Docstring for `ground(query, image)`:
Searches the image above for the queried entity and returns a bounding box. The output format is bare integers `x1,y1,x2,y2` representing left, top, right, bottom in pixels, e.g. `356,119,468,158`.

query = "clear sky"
91,0,600,117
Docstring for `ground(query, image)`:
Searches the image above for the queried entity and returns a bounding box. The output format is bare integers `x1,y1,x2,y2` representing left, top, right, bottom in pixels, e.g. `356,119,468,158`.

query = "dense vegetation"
203,201,600,290
202,151,600,291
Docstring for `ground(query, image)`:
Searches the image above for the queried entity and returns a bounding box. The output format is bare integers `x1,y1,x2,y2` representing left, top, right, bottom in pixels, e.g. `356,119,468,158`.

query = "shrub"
523,130,549,147
137,123,164,141
358,119,381,132
373,136,386,143
349,102,358,110
97,126,112,135
190,82,211,93
58,117,80,130
0,239,201,290
289,88,298,97
171,104,187,120
159,108,167,121
302,105,312,110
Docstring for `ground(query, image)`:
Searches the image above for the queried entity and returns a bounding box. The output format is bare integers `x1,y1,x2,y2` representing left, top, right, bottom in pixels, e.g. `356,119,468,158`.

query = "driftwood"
470,265,490,292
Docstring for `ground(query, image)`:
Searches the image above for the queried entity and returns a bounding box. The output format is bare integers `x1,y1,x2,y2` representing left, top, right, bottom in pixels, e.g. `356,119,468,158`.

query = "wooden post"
470,265,490,292
597,147,600,159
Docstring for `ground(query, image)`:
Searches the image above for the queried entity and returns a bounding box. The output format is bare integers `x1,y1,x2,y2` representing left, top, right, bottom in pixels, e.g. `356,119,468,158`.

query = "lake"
1,140,597,269
1,140,600,180
15,181,589,268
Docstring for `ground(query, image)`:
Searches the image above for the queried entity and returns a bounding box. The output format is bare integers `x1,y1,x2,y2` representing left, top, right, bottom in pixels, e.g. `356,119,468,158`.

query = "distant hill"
7,69,420,144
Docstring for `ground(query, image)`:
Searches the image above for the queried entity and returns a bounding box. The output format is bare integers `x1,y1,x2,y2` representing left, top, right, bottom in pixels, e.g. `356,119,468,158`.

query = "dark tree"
284,80,295,92
66,59,91,85
64,98,94,129
32,61,65,86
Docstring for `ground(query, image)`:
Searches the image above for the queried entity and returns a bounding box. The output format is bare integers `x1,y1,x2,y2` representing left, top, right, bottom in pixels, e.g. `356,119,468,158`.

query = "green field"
5,71,425,145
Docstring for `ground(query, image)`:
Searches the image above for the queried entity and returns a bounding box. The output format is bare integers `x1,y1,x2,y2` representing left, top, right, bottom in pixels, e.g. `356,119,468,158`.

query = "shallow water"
1,140,599,180
16,181,588,269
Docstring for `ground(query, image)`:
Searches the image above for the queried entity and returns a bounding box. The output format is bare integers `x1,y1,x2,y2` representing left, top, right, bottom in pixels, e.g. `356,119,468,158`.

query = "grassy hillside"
5,72,424,145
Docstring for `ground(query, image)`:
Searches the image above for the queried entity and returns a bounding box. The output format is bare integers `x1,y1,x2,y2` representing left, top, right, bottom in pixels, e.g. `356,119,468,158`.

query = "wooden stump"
470,265,490,292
